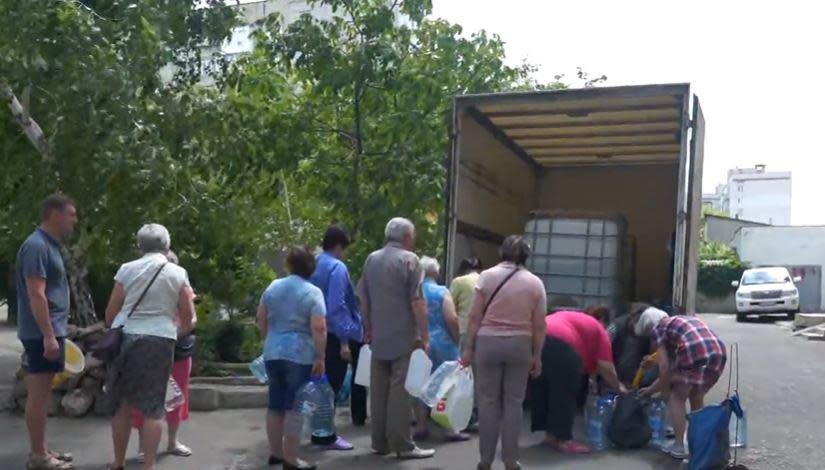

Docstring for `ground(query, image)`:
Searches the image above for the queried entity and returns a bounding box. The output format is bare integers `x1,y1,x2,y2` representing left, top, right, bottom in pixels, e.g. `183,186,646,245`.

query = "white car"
733,267,801,322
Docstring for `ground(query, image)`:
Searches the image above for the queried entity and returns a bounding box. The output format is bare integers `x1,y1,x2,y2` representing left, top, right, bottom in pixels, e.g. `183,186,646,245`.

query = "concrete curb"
189,381,268,412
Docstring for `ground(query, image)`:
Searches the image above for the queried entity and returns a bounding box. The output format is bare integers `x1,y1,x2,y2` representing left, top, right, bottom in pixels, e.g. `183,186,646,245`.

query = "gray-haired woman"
103,224,195,470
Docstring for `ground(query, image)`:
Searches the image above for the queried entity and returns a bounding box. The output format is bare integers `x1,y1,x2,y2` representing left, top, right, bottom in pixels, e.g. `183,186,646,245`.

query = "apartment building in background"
703,164,792,225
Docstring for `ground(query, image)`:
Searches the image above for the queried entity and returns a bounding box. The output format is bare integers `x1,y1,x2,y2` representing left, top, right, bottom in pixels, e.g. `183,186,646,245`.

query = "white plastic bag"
354,344,372,387
420,361,460,408
431,366,474,433
164,376,184,412
404,349,433,398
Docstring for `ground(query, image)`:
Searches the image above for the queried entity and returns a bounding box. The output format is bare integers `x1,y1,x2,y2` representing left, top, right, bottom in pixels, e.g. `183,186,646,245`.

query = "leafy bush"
698,242,748,298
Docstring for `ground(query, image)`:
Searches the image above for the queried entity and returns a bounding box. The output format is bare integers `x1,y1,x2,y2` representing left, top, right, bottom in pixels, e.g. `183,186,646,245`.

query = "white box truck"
444,84,705,314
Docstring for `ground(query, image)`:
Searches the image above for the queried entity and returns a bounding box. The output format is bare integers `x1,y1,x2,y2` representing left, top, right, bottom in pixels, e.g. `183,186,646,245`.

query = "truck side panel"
448,109,538,274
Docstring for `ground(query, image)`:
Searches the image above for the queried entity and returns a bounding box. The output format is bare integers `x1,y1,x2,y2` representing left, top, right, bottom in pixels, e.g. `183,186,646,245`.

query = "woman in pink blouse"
461,236,547,470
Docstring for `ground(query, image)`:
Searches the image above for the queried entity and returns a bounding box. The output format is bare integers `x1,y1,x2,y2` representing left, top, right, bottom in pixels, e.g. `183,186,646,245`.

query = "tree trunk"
64,245,97,327
4,82,94,326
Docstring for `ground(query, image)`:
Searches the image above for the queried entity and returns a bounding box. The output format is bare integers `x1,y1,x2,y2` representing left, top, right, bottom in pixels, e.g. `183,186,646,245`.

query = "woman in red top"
529,310,626,454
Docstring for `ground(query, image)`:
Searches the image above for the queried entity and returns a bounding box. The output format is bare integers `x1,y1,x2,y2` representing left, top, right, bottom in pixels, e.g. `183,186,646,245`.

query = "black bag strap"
125,262,167,321
481,267,520,318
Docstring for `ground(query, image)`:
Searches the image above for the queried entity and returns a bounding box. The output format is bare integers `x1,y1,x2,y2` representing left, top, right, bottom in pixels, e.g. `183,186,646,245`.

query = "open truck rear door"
673,95,705,313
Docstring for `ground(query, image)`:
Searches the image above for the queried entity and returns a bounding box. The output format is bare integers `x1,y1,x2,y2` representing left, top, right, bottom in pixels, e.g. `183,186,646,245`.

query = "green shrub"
698,242,748,298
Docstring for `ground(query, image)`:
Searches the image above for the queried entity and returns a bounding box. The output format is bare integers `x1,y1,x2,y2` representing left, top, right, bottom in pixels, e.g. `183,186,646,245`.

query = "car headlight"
737,291,750,299
783,289,798,296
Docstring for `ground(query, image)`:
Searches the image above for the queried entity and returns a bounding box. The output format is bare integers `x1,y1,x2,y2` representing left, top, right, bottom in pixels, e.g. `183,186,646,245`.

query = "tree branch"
2,83,51,158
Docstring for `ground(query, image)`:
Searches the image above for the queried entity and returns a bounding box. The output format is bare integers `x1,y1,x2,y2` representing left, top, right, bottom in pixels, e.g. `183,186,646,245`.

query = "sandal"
27,454,74,470
556,440,591,454
48,451,73,463
169,441,193,457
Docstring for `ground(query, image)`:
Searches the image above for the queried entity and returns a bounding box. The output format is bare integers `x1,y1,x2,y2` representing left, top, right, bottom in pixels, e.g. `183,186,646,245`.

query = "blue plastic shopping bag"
687,399,731,470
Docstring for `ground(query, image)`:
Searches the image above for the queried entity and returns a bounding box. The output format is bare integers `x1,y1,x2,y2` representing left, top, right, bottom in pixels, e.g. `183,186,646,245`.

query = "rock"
84,352,104,370
66,324,80,341
52,373,81,392
61,389,94,417
87,365,107,380
13,376,27,398
93,390,111,416
48,391,62,416
0,385,13,411
188,384,220,411
75,322,105,340
80,376,102,392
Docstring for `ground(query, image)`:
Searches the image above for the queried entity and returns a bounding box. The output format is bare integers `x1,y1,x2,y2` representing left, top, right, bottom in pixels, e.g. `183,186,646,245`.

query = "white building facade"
702,165,791,225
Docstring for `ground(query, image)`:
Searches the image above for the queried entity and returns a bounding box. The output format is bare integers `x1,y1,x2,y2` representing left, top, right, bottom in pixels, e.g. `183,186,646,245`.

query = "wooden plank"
482,103,679,119
456,220,507,246
530,144,681,157
534,154,679,165
460,83,690,109
464,106,540,172
514,134,678,148
506,123,681,139
491,108,681,129
477,95,681,115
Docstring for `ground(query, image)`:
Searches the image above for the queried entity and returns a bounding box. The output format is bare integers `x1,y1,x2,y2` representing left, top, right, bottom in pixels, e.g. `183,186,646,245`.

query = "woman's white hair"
385,217,414,243
420,256,441,277
137,223,171,254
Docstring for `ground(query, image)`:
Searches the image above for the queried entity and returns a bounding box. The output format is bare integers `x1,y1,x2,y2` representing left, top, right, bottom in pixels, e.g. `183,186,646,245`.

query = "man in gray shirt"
16,193,77,470
359,217,434,460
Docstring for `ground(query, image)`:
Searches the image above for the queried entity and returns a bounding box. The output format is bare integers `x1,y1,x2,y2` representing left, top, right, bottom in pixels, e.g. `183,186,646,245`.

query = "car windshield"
742,269,790,286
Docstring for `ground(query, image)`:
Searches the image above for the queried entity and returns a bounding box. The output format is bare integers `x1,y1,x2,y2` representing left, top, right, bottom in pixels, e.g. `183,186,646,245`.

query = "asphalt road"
1,314,822,469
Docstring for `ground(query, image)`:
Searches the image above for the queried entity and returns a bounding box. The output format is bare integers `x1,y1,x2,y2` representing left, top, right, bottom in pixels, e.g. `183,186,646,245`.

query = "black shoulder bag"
92,262,167,361
481,267,521,318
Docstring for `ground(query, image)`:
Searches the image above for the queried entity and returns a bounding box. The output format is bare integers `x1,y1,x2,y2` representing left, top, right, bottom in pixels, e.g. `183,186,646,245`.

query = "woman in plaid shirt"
637,310,727,460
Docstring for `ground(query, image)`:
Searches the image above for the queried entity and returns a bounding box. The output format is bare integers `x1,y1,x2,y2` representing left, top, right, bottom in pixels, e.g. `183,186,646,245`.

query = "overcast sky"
431,0,824,225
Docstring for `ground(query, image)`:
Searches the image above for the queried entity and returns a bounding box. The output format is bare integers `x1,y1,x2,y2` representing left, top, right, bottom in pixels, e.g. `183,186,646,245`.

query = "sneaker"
397,446,436,460
445,432,471,442
168,442,193,457
665,443,688,460
323,436,354,451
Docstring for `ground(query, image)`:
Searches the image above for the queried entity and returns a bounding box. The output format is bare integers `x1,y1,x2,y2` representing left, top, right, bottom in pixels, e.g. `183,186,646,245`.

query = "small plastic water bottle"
729,409,748,448
249,355,268,384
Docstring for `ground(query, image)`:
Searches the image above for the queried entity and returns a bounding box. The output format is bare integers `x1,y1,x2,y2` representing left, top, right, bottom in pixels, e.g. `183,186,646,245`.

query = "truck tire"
736,313,746,322
787,311,798,321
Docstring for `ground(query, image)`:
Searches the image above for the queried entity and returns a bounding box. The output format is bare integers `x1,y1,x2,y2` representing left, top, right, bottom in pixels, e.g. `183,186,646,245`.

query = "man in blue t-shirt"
16,193,77,470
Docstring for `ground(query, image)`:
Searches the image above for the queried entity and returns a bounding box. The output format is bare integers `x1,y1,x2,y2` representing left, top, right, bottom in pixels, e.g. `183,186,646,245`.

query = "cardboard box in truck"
444,84,705,314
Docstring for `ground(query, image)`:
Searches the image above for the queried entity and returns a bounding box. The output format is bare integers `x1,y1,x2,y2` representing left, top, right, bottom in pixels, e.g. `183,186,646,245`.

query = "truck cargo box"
445,84,705,314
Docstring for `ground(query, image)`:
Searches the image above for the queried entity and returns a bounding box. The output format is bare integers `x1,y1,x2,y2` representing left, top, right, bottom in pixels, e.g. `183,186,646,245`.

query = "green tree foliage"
698,241,748,298
0,0,324,321
237,0,531,267
2,0,555,330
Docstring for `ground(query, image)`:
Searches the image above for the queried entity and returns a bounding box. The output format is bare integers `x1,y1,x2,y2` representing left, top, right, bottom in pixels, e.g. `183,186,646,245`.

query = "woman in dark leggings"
530,310,626,454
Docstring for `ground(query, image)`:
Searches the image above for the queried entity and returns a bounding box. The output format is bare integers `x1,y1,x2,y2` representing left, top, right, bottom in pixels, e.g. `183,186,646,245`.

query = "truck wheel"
736,313,746,322
787,311,798,321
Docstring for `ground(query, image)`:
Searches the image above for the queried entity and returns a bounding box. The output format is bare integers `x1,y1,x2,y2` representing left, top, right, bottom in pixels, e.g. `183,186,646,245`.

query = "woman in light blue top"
256,247,327,470
414,256,466,441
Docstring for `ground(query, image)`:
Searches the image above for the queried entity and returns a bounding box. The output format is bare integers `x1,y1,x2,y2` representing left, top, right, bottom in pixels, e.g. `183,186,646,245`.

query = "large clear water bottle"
294,376,337,439
729,409,748,448
249,355,268,384
586,395,614,451
647,399,668,449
